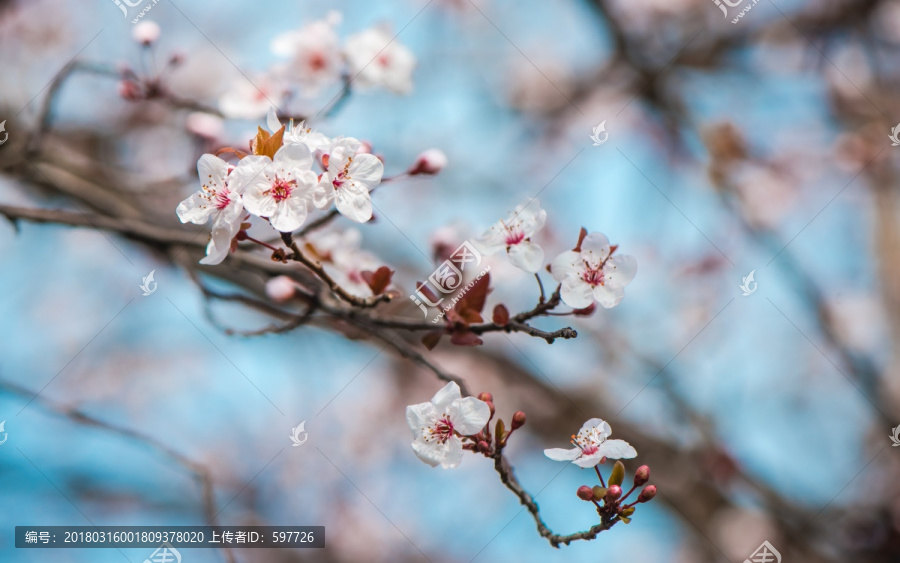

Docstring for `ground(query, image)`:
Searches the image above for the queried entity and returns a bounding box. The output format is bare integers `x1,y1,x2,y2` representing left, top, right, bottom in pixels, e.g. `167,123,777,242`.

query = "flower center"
213,189,232,210
504,227,525,246
570,427,604,454
426,417,455,444
581,262,605,287
377,54,391,67
308,52,327,72
269,176,296,202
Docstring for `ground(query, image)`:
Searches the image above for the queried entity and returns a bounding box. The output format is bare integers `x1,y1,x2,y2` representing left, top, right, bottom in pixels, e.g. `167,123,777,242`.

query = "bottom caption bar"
15,526,324,548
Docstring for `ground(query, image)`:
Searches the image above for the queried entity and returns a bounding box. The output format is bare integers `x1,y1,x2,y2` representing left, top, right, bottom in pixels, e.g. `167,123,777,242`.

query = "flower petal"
593,283,625,309
550,250,582,282
197,154,229,190
334,181,372,223
266,107,282,133
348,153,384,187
507,240,544,273
176,192,216,225
411,438,445,468
560,277,594,309
579,418,611,437
544,447,581,462
440,437,464,469
597,439,637,459
430,381,462,412
447,397,490,435
274,142,313,171
406,402,436,438
605,254,637,288
581,232,611,266
573,451,606,468
268,197,307,232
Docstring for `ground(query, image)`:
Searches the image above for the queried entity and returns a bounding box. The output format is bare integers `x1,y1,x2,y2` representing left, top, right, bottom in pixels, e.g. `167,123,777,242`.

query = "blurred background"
1,0,899,561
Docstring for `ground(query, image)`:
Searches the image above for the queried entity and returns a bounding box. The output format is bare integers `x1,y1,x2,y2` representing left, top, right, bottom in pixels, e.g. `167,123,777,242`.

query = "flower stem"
594,465,606,488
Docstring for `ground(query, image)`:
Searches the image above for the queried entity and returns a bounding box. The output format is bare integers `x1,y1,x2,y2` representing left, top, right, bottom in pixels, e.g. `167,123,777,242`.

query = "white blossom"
551,232,636,309
314,137,383,223
266,107,331,152
474,200,546,273
344,28,415,94
176,155,243,265
406,382,490,469
544,418,637,468
232,144,318,233
271,12,343,95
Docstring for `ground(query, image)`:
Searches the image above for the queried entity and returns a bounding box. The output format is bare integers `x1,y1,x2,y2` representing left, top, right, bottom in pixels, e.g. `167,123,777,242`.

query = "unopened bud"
132,21,161,46
477,440,490,453
605,484,622,502
633,465,650,487
573,303,596,317
637,485,657,503
118,80,142,101
592,486,606,501
409,149,448,175
477,392,493,403
265,276,296,303
576,486,593,501
511,411,526,430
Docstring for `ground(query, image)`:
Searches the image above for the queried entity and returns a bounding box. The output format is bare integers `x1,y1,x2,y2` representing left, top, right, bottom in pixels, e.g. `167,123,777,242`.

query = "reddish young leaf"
252,126,285,159
215,146,249,160
415,281,441,305
450,329,483,347
492,304,510,326
422,330,443,350
361,266,394,295
454,273,490,324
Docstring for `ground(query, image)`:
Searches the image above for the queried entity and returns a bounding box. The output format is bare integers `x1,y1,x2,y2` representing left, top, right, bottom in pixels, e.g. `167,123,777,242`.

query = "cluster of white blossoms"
474,200,638,309
176,108,383,265
220,12,416,118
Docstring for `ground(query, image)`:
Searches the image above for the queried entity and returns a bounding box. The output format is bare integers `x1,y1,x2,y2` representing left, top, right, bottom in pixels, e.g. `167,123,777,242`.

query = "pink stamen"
269,177,296,202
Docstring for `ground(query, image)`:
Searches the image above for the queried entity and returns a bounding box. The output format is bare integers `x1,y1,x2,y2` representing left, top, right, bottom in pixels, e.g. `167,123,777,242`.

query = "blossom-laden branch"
405,383,657,548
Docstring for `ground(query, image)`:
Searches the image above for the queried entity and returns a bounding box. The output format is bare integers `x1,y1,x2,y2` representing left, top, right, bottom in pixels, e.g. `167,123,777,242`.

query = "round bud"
477,392,493,403
638,485,657,503
511,411,526,430
477,440,490,453
409,149,448,176
118,80,142,101
605,484,622,502
265,276,296,303
132,21,161,46
576,486,594,501
633,465,650,487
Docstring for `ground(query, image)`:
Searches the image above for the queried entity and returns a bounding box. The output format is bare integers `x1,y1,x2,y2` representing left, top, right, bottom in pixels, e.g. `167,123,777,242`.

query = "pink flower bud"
265,276,296,303
637,485,657,503
485,401,495,418
605,484,622,501
118,80,142,101
409,149,448,175
477,392,493,403
633,465,650,487
132,21,161,46
576,486,593,501
477,440,490,453
511,411,526,430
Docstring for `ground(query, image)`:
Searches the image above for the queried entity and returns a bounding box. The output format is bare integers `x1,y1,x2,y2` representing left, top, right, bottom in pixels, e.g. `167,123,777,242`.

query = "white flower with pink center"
271,12,343,95
314,137,383,223
232,144,318,233
344,27,416,95
544,418,637,468
551,232,636,309
406,382,491,469
307,229,379,296
474,199,547,273
176,154,244,265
